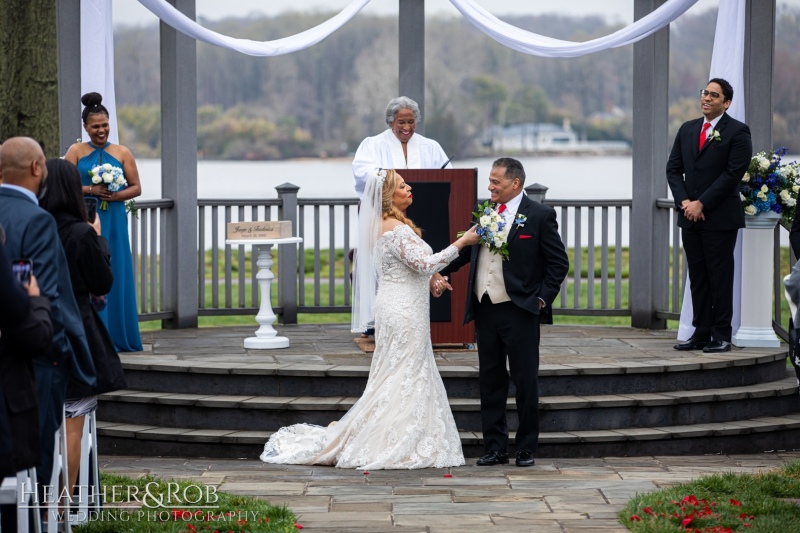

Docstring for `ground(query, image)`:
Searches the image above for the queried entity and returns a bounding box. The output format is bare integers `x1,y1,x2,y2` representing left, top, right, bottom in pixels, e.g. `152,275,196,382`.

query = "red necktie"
498,204,507,214
698,122,711,150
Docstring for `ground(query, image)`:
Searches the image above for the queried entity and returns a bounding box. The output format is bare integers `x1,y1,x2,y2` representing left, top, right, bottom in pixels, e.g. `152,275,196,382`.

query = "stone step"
97,375,799,432
95,412,800,459
119,350,789,398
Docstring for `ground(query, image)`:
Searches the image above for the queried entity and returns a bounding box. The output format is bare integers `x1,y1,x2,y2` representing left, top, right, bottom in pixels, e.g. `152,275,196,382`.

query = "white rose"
759,158,770,171
760,184,769,193
793,185,799,193
741,172,750,182
788,198,797,207
103,173,113,184
757,190,767,201
479,215,491,226
103,163,112,171
780,190,790,201
744,205,757,215
91,174,102,184
493,236,504,247
489,222,499,232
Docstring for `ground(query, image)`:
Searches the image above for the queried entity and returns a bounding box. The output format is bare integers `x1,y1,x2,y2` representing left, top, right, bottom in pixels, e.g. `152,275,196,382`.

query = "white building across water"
481,119,630,154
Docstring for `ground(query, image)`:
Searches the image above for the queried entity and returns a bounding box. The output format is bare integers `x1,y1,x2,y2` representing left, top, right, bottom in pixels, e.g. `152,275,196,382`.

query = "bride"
260,169,479,469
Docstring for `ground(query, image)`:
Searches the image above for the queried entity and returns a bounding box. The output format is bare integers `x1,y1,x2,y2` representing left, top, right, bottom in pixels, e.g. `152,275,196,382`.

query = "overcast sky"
113,0,731,27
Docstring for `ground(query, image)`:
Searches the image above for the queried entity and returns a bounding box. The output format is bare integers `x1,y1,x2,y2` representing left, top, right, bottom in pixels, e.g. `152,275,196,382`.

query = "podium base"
244,336,290,350
732,327,781,348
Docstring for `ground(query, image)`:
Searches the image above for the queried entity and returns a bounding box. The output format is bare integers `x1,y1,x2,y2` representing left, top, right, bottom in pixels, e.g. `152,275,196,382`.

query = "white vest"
474,245,511,303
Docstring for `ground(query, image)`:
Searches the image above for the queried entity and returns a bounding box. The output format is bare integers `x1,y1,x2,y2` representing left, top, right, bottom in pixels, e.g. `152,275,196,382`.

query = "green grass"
620,461,800,532
73,473,297,532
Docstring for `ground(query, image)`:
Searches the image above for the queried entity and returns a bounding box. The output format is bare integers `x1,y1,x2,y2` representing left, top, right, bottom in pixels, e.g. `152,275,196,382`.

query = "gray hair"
385,96,421,125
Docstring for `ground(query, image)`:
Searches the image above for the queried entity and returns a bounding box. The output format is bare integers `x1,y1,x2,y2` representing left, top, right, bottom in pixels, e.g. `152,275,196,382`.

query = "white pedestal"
226,237,302,350
732,213,781,348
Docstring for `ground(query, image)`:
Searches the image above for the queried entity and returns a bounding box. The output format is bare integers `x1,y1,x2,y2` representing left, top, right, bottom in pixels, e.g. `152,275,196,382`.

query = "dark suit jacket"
442,194,569,325
790,202,800,259
666,112,752,231
0,187,96,387
0,238,52,477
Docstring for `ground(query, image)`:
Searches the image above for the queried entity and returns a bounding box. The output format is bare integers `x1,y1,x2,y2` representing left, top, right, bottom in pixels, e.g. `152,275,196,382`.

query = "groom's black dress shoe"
516,450,535,467
703,340,731,353
476,451,509,466
673,339,708,351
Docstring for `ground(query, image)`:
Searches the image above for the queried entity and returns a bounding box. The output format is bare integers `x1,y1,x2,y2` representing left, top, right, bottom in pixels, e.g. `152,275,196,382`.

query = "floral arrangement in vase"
739,147,800,226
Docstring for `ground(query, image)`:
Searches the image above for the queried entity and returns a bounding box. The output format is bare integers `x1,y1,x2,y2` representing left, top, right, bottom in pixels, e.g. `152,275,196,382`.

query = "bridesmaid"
65,92,143,352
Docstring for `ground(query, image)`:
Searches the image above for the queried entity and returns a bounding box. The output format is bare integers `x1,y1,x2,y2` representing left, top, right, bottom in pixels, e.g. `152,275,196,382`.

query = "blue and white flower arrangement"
89,163,128,211
739,147,800,226
471,201,526,260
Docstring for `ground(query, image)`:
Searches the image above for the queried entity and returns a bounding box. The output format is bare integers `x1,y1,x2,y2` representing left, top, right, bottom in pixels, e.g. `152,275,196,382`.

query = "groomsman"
667,78,752,353
437,158,568,467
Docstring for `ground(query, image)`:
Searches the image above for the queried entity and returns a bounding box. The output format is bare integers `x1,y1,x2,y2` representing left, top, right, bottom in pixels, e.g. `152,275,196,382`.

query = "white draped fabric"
677,0,747,341
136,0,370,57
131,0,702,60
80,0,120,145
448,0,698,57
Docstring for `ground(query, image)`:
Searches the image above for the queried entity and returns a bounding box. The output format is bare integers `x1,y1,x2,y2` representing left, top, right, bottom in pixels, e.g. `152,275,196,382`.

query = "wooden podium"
403,168,477,345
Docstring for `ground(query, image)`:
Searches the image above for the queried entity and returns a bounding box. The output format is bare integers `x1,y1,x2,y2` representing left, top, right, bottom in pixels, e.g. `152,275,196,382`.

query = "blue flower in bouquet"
89,163,128,210
739,147,799,224
472,201,526,260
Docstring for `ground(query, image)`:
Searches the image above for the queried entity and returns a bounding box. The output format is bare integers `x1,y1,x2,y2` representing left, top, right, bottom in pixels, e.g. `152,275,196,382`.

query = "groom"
437,157,568,466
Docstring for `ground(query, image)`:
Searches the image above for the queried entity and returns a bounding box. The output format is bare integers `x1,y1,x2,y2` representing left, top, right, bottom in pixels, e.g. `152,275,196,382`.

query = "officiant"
352,96,455,332
352,96,452,198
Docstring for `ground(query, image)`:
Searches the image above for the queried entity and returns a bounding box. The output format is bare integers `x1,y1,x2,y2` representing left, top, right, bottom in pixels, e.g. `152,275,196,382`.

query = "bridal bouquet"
470,201,527,260
739,147,800,226
89,163,128,211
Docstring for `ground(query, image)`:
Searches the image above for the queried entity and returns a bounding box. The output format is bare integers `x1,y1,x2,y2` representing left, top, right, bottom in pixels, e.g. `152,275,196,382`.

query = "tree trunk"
0,0,59,157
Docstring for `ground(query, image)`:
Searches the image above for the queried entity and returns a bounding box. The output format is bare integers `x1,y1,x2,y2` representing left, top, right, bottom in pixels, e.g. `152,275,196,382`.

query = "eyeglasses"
700,90,721,99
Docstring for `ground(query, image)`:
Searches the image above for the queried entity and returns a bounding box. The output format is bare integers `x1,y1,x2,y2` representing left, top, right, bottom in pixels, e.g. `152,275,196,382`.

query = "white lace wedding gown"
260,224,465,469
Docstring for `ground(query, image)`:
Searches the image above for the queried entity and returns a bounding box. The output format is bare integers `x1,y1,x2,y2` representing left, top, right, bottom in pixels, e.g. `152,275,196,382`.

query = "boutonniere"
710,130,721,142
514,213,527,227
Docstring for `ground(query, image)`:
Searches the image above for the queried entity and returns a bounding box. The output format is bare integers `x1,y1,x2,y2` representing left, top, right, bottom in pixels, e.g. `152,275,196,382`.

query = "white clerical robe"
352,129,451,198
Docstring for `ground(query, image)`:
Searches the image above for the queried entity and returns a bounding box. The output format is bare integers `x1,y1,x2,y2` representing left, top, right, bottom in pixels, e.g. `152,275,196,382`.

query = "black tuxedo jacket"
443,194,569,324
0,187,96,387
666,112,752,231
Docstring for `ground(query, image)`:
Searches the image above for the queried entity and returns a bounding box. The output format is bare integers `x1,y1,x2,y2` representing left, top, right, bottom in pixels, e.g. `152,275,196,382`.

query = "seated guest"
41,158,127,494
0,137,96,491
352,96,451,198
0,231,52,479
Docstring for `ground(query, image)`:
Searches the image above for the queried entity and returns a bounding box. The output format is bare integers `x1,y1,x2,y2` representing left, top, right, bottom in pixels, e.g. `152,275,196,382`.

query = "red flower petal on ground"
681,517,693,527
363,471,369,475
295,525,304,530
630,515,641,521
443,473,453,478
730,498,742,506
744,524,752,528
643,506,654,515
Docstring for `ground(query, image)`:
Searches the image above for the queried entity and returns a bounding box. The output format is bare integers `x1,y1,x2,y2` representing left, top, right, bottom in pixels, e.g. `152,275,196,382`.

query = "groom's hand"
430,273,453,297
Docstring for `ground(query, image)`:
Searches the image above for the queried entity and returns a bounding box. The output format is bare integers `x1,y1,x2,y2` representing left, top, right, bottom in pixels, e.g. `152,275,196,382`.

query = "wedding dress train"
260,224,465,469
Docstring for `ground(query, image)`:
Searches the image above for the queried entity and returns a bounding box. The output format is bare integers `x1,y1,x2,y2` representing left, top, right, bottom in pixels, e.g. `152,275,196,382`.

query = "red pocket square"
519,234,532,240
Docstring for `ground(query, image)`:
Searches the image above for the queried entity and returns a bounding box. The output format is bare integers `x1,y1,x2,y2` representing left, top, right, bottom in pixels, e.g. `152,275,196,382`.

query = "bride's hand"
456,226,480,248
430,273,452,297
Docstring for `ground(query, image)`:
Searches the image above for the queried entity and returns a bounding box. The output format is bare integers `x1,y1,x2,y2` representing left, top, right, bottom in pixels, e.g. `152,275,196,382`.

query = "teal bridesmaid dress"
77,142,143,352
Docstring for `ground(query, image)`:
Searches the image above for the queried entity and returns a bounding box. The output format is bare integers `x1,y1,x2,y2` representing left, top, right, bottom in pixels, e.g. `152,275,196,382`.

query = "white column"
733,213,781,347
